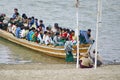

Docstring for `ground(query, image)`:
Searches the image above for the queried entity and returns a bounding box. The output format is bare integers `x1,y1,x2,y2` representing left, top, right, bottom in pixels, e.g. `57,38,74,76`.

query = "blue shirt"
15,27,21,38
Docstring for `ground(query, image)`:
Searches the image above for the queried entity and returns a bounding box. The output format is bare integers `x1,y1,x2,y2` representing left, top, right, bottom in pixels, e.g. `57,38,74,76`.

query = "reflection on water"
0,37,65,64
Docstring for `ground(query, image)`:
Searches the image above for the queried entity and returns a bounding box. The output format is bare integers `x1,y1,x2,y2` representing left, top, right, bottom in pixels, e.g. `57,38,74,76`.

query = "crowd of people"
0,8,78,46
0,8,101,68
0,8,94,45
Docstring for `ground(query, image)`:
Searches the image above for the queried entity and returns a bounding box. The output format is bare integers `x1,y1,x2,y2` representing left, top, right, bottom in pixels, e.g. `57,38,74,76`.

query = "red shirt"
61,32,67,38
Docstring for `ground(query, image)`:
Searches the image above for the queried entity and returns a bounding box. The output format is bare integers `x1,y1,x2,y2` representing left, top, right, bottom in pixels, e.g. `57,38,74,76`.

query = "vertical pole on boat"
75,0,80,69
95,0,102,69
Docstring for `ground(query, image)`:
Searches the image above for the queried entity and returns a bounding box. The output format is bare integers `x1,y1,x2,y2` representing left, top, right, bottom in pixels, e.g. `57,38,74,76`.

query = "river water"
0,0,120,64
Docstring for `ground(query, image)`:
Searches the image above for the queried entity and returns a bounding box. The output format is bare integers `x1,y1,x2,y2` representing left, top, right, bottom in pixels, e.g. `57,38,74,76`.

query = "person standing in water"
64,38,74,63
91,50,103,67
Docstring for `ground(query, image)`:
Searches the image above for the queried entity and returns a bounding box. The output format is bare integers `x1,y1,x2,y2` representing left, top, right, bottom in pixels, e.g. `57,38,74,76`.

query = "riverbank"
0,63,120,80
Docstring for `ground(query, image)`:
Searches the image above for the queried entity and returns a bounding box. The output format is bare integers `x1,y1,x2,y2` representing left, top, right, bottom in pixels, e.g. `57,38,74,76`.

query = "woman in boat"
64,38,74,63
32,30,39,42
79,53,93,68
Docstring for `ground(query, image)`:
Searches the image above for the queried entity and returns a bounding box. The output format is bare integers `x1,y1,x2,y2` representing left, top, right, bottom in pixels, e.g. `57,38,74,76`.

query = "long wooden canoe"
0,29,91,59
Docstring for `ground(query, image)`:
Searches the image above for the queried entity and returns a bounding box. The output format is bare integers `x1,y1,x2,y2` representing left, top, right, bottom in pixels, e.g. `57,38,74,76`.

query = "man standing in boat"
12,8,19,19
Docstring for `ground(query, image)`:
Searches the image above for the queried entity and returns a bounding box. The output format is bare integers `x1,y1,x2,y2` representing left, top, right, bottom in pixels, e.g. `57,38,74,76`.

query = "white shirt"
37,33,43,43
20,29,25,38
45,35,53,45
12,25,16,35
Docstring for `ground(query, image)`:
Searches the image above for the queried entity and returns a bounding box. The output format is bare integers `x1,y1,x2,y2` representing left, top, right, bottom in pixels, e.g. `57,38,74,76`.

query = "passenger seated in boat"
29,27,35,41
0,14,3,29
20,27,26,38
2,14,9,30
68,30,77,45
26,29,31,41
53,32,64,46
14,12,22,23
0,14,8,30
22,13,28,27
11,23,17,36
22,13,28,20
32,30,38,42
37,31,43,44
51,23,59,34
35,18,39,28
79,53,93,68
7,18,15,33
39,20,45,31
26,27,35,41
12,8,19,19
37,25,43,32
42,31,48,44
60,28,68,43
46,26,52,33
79,29,94,44
31,18,38,29
15,24,21,38
44,32,53,45
28,17,32,28
30,16,36,29
27,16,35,29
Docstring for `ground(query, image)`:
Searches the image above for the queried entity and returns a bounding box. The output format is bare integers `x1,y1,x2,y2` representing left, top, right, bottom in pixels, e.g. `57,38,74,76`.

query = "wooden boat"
0,29,91,59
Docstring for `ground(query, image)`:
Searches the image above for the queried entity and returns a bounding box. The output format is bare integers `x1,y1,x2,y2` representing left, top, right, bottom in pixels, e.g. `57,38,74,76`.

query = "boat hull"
0,29,91,59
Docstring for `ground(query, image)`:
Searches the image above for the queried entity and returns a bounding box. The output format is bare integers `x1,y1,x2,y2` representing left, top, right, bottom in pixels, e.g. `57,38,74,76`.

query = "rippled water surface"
0,0,120,64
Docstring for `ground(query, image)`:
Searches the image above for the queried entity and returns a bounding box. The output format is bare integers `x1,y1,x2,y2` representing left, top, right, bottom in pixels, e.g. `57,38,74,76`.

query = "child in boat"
79,53,93,68
64,38,74,63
